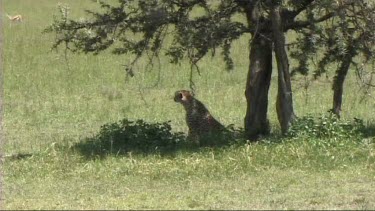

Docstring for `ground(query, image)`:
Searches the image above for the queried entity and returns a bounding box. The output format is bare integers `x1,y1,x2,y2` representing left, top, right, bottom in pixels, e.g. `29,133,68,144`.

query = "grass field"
2,0,375,209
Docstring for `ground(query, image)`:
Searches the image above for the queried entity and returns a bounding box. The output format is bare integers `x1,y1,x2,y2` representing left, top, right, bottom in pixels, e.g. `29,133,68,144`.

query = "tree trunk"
244,34,273,140
242,2,273,140
271,5,296,134
332,50,353,118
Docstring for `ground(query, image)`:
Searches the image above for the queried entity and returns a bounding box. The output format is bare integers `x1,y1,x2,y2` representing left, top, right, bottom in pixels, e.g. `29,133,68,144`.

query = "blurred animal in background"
6,13,23,22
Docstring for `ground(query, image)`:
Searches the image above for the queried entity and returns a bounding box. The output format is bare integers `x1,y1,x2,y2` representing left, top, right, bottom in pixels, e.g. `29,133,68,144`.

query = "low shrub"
287,112,366,140
74,119,186,157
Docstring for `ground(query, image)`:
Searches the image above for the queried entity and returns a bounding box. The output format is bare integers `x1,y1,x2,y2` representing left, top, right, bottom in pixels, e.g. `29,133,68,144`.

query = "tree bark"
271,5,296,134
242,2,273,140
332,50,353,118
244,34,273,140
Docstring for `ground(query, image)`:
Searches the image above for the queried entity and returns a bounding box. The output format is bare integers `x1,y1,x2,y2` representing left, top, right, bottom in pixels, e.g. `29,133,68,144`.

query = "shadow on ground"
361,122,375,138
72,115,375,160
73,118,244,159
2,153,33,161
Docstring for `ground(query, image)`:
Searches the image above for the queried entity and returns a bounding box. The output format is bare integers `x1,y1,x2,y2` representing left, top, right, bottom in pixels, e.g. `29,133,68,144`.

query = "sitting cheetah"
174,90,226,142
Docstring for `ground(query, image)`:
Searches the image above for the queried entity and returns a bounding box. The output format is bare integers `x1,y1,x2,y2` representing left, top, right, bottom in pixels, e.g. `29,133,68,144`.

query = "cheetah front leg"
187,129,200,144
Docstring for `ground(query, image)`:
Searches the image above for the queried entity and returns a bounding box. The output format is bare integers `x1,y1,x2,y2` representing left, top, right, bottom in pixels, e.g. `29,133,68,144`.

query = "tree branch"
286,12,335,30
234,0,260,21
284,0,315,20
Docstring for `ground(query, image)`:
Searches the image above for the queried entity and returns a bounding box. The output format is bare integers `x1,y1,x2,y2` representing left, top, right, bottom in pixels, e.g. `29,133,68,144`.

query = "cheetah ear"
180,90,192,102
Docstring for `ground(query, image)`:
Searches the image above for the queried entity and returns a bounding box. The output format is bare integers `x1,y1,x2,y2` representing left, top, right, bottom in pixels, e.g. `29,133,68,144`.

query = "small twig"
189,65,197,95
137,85,149,107
64,41,72,72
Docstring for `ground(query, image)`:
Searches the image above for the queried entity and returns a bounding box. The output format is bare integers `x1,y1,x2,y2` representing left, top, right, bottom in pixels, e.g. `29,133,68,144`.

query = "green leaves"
289,0,375,85
46,0,375,78
74,119,186,157
287,112,366,140
46,0,248,74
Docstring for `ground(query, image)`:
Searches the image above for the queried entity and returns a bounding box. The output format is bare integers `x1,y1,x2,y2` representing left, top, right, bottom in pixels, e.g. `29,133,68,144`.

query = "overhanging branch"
283,0,315,20
286,12,335,30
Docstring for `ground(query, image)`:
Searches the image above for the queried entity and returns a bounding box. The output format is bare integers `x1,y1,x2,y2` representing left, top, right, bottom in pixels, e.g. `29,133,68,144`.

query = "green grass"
5,139,375,209
3,0,375,209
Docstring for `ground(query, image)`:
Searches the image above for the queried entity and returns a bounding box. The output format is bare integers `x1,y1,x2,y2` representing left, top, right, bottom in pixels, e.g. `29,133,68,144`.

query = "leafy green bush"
74,119,186,157
73,119,245,158
287,112,366,140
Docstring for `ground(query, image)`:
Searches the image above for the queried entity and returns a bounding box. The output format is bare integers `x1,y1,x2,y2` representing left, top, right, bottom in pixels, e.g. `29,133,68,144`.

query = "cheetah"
174,90,226,142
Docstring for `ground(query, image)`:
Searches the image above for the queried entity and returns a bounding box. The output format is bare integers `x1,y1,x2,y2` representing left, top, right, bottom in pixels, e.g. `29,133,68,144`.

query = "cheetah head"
174,90,193,104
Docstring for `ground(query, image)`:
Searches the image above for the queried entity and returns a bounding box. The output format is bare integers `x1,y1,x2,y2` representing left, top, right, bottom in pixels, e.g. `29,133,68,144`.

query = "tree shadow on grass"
2,153,33,161
359,122,375,138
73,116,375,160
73,119,244,159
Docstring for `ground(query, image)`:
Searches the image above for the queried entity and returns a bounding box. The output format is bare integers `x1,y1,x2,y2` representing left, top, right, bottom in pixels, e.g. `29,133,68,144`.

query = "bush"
287,112,366,140
74,119,186,157
73,119,246,158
